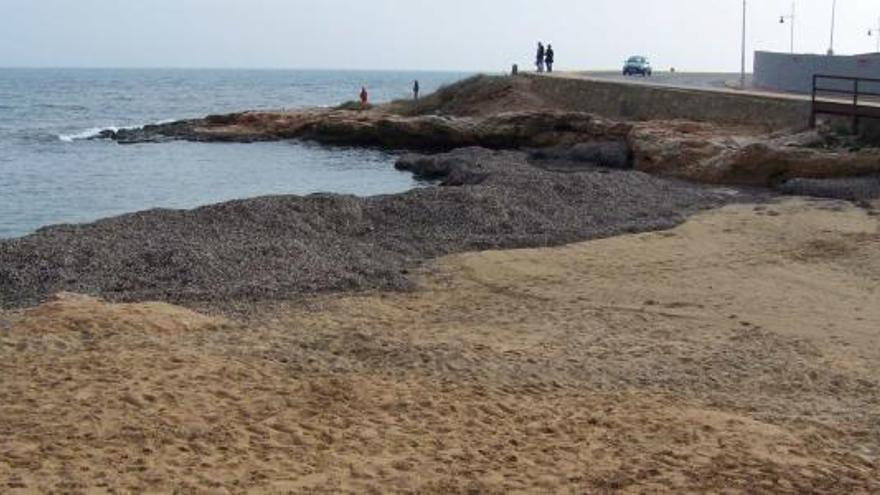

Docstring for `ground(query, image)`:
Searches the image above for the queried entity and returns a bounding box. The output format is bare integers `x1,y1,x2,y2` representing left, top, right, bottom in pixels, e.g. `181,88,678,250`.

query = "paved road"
549,71,880,107
568,71,755,91
544,71,840,104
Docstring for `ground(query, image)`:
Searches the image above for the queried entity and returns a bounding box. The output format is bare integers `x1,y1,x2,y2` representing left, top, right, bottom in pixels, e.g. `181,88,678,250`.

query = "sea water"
0,68,470,238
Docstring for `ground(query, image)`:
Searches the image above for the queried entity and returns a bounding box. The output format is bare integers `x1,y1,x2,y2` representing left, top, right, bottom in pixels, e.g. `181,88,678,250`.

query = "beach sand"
1,198,878,493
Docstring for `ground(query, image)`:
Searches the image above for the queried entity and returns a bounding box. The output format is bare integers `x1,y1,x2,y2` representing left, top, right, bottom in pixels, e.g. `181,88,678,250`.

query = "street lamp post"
779,2,796,54
828,0,837,55
741,0,747,89
869,18,880,53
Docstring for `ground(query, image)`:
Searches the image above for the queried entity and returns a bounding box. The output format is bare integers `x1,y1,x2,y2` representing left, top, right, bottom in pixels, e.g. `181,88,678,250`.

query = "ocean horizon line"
0,66,482,73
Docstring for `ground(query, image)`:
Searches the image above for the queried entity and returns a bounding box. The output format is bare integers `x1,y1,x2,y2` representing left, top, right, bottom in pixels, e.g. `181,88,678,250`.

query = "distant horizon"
0,66,479,73
0,66,761,75
2,49,877,74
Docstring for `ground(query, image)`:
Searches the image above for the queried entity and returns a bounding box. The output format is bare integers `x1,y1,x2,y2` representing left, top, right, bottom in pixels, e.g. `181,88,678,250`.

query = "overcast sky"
1,0,878,72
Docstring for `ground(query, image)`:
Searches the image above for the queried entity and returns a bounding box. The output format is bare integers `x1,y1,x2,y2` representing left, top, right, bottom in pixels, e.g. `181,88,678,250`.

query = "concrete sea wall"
527,74,811,130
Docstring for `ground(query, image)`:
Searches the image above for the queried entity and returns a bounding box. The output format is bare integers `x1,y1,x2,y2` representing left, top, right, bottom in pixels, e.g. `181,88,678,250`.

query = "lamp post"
869,18,880,53
827,0,837,55
779,2,795,53
741,0,747,89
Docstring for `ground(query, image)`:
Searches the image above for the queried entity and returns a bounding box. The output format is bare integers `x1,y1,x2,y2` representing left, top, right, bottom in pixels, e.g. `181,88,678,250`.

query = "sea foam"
57,120,173,143
58,127,114,142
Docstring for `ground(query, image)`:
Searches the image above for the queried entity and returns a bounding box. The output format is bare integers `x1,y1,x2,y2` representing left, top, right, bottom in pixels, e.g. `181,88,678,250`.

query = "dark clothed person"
545,45,555,73
536,42,545,73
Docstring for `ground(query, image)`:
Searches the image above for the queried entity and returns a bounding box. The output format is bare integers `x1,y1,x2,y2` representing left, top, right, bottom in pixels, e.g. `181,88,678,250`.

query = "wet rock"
528,142,631,169
395,153,491,186
776,175,880,201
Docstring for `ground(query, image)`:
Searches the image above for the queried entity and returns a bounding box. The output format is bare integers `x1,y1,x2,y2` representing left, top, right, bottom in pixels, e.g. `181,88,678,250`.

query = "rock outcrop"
94,75,880,188
776,175,880,202
629,122,880,186
104,109,633,150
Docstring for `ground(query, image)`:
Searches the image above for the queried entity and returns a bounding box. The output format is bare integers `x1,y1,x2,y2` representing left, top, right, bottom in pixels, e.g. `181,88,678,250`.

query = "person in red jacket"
360,86,369,106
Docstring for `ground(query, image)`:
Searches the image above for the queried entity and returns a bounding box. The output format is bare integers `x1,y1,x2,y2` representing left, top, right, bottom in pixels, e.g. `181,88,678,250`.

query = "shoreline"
0,147,747,311
5,74,880,310
97,75,880,185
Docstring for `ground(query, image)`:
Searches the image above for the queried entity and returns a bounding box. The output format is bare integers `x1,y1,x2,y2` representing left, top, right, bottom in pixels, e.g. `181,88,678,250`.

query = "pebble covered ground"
0,148,741,311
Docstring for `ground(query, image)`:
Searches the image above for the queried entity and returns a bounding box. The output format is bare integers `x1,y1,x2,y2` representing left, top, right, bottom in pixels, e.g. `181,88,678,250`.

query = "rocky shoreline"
3,74,880,310
97,76,880,188
101,110,633,150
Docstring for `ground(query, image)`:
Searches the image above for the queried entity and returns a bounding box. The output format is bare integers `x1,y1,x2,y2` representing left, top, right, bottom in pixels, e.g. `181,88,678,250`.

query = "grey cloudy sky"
1,0,878,71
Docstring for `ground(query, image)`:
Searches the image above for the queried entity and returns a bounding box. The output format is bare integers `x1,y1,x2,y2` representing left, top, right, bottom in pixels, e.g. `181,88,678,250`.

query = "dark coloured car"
623,56,652,77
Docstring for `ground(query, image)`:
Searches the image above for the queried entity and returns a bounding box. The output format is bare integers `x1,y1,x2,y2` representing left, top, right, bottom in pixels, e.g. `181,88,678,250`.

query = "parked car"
623,56,652,76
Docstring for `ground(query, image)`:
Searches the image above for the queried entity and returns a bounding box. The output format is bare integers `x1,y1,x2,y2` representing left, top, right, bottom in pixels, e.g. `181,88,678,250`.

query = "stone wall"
754,51,880,94
526,74,811,130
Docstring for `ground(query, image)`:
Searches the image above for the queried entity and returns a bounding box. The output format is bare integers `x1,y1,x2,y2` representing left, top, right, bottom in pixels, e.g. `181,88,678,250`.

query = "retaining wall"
527,74,811,130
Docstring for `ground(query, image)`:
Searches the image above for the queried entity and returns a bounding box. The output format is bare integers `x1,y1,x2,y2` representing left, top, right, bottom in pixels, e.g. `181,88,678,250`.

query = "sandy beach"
2,197,878,492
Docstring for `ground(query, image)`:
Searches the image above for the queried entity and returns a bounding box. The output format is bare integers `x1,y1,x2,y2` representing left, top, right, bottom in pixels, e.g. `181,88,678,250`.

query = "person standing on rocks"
545,44,555,73
536,42,545,73
413,80,420,100
360,86,369,107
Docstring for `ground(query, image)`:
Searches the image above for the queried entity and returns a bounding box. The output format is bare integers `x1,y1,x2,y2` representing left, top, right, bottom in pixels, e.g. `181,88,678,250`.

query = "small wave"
58,118,183,142
58,121,165,143
35,103,89,111
58,127,113,142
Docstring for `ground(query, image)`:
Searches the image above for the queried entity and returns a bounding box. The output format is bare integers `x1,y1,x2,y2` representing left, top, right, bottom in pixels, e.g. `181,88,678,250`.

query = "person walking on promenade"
545,44,555,73
413,80,420,100
536,42,545,73
360,86,369,107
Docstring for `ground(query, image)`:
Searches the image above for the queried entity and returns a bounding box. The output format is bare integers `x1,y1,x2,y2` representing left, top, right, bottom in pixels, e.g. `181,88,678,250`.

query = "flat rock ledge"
100,109,880,188
102,109,632,150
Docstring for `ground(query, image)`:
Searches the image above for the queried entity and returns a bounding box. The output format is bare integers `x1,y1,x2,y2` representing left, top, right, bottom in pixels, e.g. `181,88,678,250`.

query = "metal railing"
811,74,880,132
